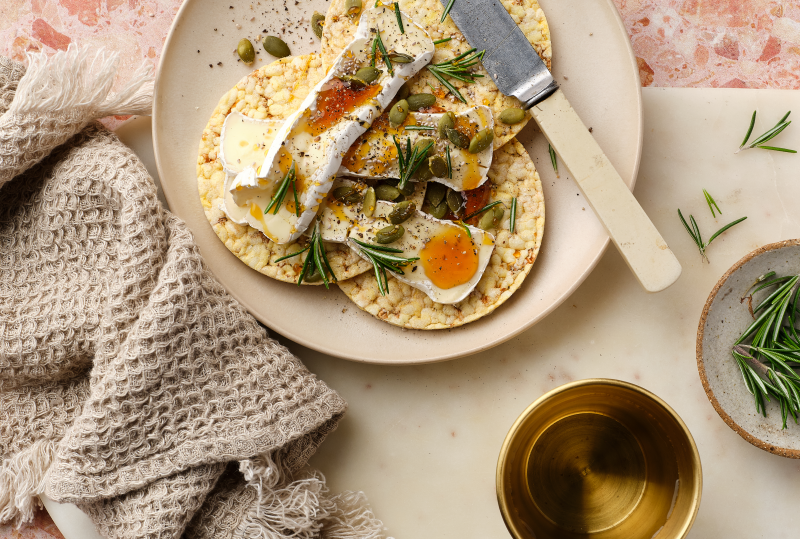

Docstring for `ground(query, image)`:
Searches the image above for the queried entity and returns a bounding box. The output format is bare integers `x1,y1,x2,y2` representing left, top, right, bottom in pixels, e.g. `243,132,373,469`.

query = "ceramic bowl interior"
697,239,800,457
497,379,701,539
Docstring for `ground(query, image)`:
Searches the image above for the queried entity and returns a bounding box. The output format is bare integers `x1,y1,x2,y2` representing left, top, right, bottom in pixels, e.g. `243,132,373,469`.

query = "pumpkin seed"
396,83,410,101
388,51,414,63
332,186,356,201
468,128,494,153
446,127,469,149
498,107,525,124
493,205,505,225
425,182,447,207
430,200,448,219
375,224,405,244
263,36,290,58
355,66,381,84
446,189,463,213
389,99,409,127
428,155,447,177
375,184,401,201
311,12,325,39
388,200,416,224
345,0,362,16
414,137,435,153
437,111,455,139
407,93,436,111
399,178,416,195
340,74,368,88
332,186,362,204
478,209,495,230
414,161,432,182
362,187,376,217
237,38,255,64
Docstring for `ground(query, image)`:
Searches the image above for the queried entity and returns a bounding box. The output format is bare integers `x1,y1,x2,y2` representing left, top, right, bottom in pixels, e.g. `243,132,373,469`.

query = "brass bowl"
497,379,701,539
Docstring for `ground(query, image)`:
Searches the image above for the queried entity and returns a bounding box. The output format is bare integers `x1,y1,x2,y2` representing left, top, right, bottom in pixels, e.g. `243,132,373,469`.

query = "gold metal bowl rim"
496,378,702,539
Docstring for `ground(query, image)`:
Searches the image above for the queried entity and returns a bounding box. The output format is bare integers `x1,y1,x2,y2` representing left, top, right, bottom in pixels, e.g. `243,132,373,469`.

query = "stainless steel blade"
441,0,558,108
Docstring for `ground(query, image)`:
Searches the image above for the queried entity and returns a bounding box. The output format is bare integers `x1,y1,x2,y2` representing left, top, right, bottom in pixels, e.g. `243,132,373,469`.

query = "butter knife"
441,0,682,292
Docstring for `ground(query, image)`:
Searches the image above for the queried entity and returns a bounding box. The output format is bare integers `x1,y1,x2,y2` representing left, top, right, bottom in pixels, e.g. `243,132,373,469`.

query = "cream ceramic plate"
153,0,642,364
697,239,800,458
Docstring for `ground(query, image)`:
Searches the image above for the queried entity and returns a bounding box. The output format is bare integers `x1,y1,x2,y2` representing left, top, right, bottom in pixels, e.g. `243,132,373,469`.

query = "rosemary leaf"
394,2,404,33
375,30,393,77
738,110,795,153
264,162,296,215
707,216,747,244
741,110,756,147
757,145,797,153
510,197,517,234
458,221,471,239
464,200,502,221
434,37,452,45
351,238,419,296
426,48,485,103
440,0,456,22
548,144,558,177
703,189,721,218
273,245,310,263
403,125,435,131
445,145,452,179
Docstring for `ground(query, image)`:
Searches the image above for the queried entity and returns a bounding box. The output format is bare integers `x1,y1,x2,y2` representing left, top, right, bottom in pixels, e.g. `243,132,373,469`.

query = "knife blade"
441,0,682,293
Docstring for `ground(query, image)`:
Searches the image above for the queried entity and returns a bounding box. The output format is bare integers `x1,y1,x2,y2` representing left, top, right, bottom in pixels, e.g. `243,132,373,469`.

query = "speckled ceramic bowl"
697,239,800,458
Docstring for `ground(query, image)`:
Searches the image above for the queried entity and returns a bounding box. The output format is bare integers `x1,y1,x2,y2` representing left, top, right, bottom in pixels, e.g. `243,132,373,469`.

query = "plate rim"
696,238,800,459
152,0,643,364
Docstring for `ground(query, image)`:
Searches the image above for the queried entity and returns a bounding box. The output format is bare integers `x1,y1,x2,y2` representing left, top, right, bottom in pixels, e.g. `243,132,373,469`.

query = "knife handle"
529,89,682,293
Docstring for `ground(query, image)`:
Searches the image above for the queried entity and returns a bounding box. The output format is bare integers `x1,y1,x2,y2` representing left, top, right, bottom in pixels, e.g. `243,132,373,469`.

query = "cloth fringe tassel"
0,439,57,527
238,453,392,539
7,43,153,119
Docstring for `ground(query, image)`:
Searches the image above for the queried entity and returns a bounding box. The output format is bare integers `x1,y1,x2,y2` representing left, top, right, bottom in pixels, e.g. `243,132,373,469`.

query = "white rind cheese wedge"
341,106,494,192
218,106,492,222
229,6,434,244
316,181,494,304
219,111,280,175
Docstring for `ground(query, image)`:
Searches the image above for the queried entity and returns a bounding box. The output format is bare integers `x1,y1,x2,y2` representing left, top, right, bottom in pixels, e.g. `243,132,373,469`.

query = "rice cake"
321,0,551,149
197,54,373,284
337,139,545,329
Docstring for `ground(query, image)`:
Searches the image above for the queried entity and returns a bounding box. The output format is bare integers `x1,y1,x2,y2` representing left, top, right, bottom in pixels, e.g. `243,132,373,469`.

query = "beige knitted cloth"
0,47,389,539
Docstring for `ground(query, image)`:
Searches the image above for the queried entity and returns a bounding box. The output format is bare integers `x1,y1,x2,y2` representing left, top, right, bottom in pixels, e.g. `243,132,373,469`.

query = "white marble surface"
47,88,800,538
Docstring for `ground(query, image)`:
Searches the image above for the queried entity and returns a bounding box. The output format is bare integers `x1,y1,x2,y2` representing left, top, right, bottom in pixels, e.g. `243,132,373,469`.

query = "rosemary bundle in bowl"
731,272,800,428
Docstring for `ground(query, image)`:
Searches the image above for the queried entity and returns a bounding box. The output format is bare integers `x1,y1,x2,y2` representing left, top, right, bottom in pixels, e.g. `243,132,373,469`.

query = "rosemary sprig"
434,37,452,45
737,110,796,153
403,125,435,131
350,238,419,296
440,0,456,22
677,209,746,262
393,2,404,33
264,162,296,215
703,189,721,218
374,29,393,77
393,135,434,190
445,145,452,179
731,275,800,428
370,35,378,67
426,48,485,103
510,197,517,234
464,200,502,221
548,144,558,177
274,222,337,288
457,221,472,239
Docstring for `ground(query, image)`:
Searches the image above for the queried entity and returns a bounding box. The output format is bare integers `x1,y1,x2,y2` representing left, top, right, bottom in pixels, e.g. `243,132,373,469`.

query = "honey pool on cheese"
228,6,434,244
311,181,494,304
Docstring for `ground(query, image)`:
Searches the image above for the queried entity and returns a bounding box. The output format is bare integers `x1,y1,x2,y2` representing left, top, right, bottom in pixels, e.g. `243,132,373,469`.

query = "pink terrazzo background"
0,0,798,537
